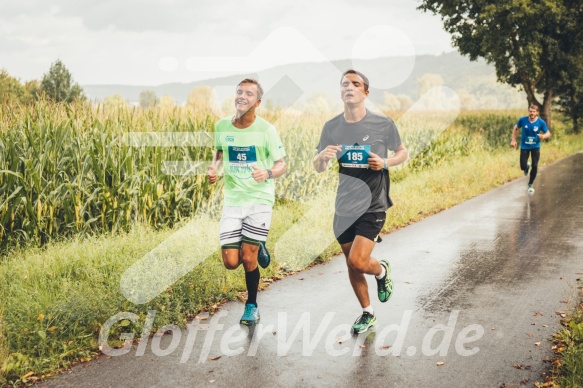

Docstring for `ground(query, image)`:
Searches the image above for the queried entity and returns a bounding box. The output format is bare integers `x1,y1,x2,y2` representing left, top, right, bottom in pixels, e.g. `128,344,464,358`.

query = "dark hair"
341,69,369,91
237,78,264,100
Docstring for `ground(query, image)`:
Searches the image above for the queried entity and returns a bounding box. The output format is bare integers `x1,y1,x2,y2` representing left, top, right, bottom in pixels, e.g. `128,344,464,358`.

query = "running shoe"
377,260,394,303
524,162,531,176
528,184,535,193
352,311,377,334
258,241,271,268
240,303,260,326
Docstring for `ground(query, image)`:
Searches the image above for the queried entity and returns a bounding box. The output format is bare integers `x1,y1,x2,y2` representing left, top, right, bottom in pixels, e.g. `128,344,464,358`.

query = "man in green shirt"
207,78,286,326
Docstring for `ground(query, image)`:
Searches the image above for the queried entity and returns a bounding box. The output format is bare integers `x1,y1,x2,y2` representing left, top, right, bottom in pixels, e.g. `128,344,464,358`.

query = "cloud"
0,36,33,53
55,0,204,32
50,0,289,36
0,0,454,85
0,0,53,20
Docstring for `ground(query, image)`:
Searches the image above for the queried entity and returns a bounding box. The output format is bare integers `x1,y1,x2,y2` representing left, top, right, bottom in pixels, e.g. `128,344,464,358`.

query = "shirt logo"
226,136,235,142
533,126,539,132
363,135,369,141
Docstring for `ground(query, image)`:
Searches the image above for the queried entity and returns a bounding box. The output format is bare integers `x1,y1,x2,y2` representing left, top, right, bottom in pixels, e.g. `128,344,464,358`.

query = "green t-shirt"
215,116,286,206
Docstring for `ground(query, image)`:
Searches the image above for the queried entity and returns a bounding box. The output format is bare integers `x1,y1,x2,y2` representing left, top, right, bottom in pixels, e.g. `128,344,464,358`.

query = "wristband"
267,169,273,179
383,159,388,170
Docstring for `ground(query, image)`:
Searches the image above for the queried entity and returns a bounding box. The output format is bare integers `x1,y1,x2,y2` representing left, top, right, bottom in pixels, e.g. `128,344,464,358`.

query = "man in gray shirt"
313,69,408,334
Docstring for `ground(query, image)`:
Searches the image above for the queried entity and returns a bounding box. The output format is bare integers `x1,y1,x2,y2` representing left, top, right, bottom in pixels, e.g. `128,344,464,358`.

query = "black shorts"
333,212,386,245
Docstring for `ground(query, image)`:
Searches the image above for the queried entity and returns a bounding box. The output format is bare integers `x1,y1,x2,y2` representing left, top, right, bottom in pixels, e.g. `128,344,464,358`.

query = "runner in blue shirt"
511,104,551,193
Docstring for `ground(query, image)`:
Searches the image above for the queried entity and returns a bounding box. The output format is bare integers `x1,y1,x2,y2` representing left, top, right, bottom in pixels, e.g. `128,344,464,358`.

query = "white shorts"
219,204,273,247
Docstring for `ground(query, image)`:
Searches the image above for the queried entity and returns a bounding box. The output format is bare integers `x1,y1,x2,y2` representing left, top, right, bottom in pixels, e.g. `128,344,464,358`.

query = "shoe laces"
356,311,373,326
377,274,388,292
244,304,256,316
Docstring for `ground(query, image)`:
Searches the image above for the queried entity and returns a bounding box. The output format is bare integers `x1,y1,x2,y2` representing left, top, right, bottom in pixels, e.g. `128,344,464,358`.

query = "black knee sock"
245,267,260,306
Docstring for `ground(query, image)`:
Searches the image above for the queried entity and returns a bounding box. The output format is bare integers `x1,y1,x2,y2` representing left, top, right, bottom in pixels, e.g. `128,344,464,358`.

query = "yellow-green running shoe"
377,260,394,302
352,311,377,334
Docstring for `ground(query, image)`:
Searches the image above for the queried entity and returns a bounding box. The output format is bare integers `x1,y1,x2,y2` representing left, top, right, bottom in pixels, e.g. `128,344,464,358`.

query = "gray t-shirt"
316,109,402,217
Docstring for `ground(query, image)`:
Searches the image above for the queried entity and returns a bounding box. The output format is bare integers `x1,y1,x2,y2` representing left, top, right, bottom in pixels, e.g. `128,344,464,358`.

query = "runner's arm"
270,158,287,178
538,130,551,140
511,126,518,148
207,150,223,184
385,143,408,168
251,158,286,182
313,145,342,173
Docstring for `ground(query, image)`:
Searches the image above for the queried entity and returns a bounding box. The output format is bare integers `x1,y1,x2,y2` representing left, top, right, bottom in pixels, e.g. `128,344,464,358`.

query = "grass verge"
536,280,583,388
1,134,583,385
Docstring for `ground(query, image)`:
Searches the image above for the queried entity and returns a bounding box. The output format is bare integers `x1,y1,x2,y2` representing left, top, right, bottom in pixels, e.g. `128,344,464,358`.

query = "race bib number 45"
339,144,371,168
228,145,257,167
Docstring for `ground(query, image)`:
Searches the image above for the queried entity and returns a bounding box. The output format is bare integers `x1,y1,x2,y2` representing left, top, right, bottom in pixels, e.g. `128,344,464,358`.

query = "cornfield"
0,101,219,249
0,101,576,385
0,101,535,253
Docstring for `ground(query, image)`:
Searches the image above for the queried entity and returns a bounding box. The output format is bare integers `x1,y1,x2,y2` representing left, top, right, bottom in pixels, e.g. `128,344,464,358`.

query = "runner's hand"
368,152,385,171
510,139,517,148
207,165,218,184
319,145,342,162
251,165,268,182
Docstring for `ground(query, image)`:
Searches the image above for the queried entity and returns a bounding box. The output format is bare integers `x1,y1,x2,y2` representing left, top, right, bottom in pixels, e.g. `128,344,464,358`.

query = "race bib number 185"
339,144,371,168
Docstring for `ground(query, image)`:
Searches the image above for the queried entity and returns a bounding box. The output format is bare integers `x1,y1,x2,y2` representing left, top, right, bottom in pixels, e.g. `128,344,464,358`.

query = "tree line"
0,60,85,105
419,0,583,132
0,60,221,111
4,0,583,134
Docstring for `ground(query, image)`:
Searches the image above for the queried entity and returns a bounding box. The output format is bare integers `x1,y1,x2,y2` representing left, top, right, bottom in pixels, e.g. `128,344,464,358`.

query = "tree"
304,93,332,115
0,69,40,105
186,86,214,114
0,69,26,105
103,94,128,111
23,80,41,103
383,93,401,112
397,94,414,111
383,93,414,112
417,74,444,97
40,59,85,103
556,53,583,133
221,95,235,116
139,90,158,108
159,95,176,111
419,0,583,128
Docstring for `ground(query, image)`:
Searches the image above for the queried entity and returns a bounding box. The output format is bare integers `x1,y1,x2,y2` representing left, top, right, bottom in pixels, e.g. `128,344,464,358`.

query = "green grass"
539,284,583,388
556,304,583,388
0,223,270,384
1,108,583,385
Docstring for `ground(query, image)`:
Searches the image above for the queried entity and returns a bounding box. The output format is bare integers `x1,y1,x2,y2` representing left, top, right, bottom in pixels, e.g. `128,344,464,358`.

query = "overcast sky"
0,0,454,86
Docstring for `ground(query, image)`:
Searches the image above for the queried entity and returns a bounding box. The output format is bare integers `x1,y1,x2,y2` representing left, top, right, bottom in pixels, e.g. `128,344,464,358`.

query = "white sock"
363,306,374,315
375,264,386,280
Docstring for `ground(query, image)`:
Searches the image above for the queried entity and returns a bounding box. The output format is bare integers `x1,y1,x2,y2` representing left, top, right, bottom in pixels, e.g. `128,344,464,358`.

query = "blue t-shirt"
516,116,549,149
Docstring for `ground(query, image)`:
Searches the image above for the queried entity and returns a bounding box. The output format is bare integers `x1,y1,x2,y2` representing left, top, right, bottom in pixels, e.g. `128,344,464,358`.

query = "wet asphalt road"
44,152,583,388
